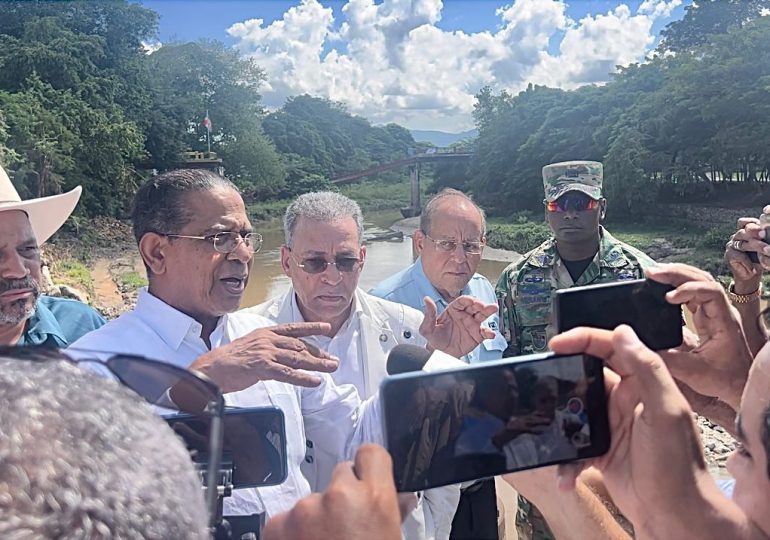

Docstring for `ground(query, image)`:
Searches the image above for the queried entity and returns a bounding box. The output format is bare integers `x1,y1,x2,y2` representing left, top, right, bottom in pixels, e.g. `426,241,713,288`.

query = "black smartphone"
166,406,288,489
381,352,609,492
554,278,683,350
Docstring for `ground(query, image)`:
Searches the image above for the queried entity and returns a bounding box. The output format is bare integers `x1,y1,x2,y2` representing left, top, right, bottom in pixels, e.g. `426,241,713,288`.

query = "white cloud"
229,0,682,131
141,40,162,54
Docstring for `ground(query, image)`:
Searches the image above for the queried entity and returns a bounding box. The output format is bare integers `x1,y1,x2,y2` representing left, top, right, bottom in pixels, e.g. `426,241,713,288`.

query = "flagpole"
206,108,211,154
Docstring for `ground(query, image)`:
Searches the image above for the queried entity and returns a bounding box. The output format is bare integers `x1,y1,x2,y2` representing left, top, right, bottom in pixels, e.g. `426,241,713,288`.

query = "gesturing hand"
419,295,497,358
190,322,338,393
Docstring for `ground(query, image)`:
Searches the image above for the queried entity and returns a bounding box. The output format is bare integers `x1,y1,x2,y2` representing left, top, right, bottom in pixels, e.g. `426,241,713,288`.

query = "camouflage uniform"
495,161,655,539
496,228,656,357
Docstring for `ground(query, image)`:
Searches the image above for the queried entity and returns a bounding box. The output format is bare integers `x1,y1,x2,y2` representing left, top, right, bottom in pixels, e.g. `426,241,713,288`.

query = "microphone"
386,344,466,375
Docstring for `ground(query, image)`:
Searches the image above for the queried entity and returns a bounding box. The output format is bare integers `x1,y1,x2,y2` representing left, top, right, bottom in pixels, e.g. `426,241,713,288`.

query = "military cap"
543,160,603,202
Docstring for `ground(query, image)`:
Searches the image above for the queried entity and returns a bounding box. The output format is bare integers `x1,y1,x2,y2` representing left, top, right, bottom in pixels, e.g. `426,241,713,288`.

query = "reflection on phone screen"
383,354,607,492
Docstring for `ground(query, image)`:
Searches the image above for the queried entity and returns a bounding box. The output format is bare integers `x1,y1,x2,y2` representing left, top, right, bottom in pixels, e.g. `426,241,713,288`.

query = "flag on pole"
202,111,212,131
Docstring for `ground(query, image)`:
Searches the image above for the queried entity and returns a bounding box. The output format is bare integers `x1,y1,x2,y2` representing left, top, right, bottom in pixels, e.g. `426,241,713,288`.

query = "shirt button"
305,456,314,464
403,330,412,339
379,333,388,342
306,440,314,449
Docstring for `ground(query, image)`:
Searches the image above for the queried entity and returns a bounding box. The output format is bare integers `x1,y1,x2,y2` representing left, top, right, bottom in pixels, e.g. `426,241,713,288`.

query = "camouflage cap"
543,161,603,202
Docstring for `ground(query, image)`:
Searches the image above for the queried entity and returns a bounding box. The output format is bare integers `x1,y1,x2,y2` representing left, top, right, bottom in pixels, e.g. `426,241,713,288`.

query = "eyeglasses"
423,234,485,255
545,194,599,213
163,231,263,254
288,249,362,274
5,346,225,530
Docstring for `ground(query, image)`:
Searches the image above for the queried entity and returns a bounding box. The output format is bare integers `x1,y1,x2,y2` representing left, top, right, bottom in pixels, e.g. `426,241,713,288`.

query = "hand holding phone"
739,211,770,264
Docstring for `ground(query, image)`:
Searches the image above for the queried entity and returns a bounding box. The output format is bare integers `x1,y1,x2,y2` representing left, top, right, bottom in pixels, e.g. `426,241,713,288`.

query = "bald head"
419,189,486,238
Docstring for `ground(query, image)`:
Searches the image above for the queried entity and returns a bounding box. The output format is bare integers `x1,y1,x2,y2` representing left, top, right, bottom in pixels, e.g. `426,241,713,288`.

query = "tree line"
437,0,770,218
0,1,414,216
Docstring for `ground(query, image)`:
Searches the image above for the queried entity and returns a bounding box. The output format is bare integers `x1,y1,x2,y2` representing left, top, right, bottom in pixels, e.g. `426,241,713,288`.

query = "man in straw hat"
0,165,104,346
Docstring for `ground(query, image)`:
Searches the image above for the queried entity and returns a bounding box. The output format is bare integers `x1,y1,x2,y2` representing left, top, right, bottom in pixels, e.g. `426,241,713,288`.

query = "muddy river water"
240,210,521,308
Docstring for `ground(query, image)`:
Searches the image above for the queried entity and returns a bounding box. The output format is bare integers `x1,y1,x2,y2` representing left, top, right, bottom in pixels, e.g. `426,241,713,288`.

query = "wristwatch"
728,281,762,304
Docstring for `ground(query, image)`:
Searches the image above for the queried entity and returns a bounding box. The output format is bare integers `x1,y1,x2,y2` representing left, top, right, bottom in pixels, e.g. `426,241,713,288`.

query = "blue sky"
138,1,690,130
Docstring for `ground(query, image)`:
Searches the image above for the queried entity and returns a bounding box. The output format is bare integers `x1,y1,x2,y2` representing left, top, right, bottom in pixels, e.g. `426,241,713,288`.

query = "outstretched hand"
419,295,497,358
191,322,338,393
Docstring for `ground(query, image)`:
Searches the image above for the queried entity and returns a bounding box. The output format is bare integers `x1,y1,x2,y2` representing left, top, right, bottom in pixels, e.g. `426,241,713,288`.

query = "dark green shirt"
17,295,106,347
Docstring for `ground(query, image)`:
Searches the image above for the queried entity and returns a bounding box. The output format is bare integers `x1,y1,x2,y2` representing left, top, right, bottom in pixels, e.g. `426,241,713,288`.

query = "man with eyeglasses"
246,190,498,540
70,171,378,531
71,172,494,535
495,160,655,539
371,188,506,540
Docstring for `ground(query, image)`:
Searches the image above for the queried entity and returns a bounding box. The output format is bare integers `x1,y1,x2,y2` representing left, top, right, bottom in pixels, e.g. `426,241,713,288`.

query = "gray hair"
420,188,487,237
283,191,364,248
0,355,209,539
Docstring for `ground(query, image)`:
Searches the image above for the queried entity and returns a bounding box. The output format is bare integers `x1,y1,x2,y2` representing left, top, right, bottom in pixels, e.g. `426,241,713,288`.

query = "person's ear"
139,233,169,276
359,244,367,266
280,245,292,276
414,230,426,255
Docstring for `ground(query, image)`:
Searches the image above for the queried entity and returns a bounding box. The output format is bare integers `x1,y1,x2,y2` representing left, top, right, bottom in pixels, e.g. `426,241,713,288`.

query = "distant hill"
410,129,477,146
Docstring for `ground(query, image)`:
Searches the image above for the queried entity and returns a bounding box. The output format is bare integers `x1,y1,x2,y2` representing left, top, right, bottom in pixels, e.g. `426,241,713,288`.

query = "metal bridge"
330,149,473,217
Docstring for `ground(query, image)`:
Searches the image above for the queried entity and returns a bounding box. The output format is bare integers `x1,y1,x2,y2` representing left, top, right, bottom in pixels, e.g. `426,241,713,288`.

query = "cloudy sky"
141,0,688,132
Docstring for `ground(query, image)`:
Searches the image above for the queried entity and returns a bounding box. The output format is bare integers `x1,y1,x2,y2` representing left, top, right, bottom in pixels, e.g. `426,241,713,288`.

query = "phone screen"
166,406,288,489
381,353,609,492
555,278,683,350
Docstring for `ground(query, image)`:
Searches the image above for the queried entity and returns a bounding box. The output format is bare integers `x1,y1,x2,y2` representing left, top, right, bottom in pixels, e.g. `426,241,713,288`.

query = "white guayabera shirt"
69,288,382,519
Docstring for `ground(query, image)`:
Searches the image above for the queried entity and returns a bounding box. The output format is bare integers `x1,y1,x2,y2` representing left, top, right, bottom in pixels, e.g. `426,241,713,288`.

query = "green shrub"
700,224,736,250
119,271,148,290
486,222,551,253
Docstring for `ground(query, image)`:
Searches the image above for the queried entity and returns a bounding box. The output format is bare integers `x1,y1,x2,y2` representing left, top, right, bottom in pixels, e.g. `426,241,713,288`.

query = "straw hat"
0,165,82,244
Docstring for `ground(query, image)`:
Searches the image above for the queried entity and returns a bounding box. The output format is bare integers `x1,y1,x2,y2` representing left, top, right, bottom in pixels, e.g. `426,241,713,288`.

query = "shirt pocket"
480,332,508,359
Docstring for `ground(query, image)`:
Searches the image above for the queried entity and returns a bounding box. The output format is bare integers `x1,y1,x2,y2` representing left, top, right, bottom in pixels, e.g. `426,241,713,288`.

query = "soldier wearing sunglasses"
495,160,655,540
246,191,498,540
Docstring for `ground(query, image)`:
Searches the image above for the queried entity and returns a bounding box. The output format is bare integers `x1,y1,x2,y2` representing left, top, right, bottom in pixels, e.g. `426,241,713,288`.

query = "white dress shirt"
69,288,382,520
247,288,461,540
291,292,366,396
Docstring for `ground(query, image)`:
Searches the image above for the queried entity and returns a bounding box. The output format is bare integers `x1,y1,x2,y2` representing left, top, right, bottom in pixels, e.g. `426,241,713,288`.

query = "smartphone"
381,352,609,492
166,406,288,489
554,278,683,350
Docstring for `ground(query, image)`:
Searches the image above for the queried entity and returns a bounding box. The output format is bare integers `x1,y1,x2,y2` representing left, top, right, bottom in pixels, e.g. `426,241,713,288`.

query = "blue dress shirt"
369,256,507,363
17,295,106,347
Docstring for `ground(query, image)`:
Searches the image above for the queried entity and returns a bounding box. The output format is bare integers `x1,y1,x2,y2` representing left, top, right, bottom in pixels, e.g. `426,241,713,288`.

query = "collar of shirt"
414,255,472,313
135,288,228,351
20,297,67,346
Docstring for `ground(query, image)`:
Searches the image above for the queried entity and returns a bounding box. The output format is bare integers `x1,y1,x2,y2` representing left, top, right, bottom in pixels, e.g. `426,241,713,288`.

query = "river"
240,210,521,308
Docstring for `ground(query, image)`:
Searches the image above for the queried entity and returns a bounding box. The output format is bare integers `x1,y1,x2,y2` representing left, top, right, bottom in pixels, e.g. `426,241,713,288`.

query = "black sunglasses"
3,346,225,530
287,248,362,274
